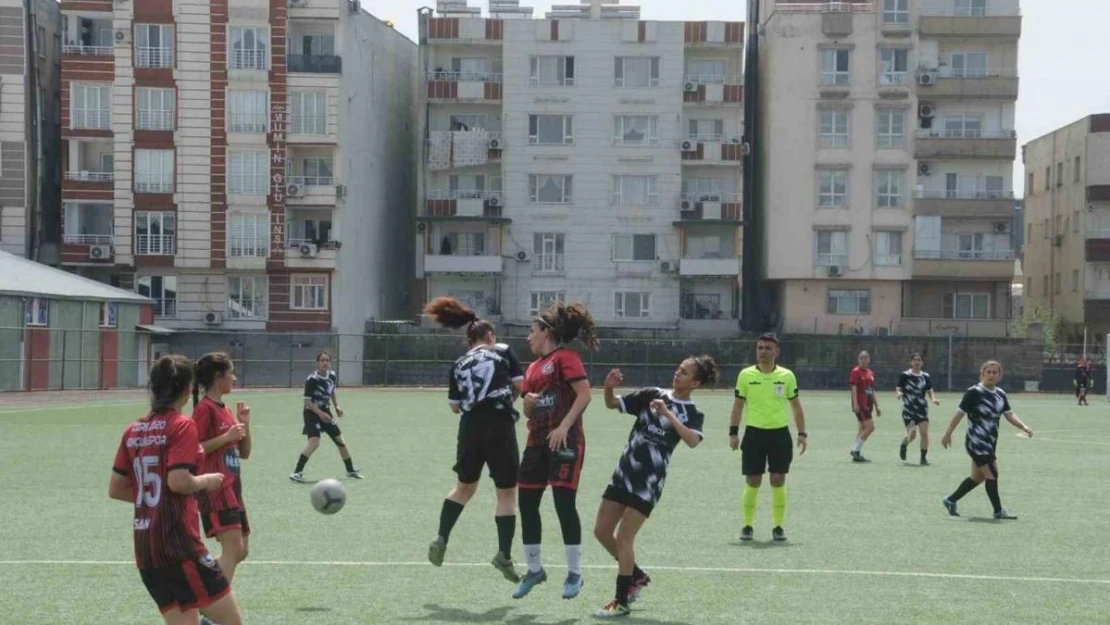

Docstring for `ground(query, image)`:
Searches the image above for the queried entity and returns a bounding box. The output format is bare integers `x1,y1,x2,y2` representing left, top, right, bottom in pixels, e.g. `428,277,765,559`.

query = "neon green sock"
772,485,787,528
742,485,759,526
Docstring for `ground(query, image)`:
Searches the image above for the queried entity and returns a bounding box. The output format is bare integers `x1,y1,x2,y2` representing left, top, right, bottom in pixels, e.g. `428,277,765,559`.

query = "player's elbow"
166,470,196,495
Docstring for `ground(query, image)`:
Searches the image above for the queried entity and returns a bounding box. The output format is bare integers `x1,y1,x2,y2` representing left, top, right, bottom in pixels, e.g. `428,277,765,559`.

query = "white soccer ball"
309,478,347,515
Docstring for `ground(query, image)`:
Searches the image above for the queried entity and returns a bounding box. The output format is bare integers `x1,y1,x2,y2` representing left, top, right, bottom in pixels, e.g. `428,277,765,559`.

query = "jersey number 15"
132,456,163,508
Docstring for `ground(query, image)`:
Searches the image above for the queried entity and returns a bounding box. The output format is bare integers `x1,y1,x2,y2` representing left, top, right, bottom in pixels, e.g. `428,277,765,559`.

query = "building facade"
1021,114,1110,336
757,0,1020,337
415,0,745,333
0,0,62,261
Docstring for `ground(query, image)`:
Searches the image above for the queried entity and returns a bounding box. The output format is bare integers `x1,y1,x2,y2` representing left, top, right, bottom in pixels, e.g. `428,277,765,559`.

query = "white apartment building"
415,0,745,332
758,0,1020,337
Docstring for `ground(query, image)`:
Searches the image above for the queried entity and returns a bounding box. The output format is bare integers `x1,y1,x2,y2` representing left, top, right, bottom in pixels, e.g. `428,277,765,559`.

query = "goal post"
1105,332,1110,401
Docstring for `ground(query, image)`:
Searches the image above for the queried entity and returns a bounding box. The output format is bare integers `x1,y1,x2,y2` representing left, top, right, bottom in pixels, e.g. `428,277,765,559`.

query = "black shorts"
518,438,585,491
139,554,230,614
303,409,342,438
970,453,997,468
454,410,520,490
602,485,654,518
902,411,929,426
201,506,251,538
740,426,793,476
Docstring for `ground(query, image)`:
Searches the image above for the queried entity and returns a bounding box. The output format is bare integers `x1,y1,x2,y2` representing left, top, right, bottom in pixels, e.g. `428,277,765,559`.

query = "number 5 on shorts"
558,463,570,480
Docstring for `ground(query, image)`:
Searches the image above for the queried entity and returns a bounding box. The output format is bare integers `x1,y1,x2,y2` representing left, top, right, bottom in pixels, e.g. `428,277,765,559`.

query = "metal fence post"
288,342,294,388
947,333,954,391
383,334,390,386
60,329,67,391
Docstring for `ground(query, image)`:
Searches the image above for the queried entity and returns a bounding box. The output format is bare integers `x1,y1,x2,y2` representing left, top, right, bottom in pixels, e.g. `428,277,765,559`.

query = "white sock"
851,437,862,453
524,544,542,573
565,544,582,575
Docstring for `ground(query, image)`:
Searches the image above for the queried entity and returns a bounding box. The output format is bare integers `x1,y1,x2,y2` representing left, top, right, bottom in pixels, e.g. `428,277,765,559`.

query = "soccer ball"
309,478,347,515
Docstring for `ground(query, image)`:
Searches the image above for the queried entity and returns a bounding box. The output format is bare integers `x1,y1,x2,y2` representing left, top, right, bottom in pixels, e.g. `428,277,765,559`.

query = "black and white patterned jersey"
957,383,1012,457
609,388,705,506
448,343,524,417
304,370,338,412
897,370,933,420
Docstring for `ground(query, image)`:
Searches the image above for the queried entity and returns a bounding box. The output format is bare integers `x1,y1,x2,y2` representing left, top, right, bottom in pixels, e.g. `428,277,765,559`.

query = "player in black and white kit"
423,297,525,584
289,350,362,482
896,353,940,465
941,360,1033,520
591,357,718,619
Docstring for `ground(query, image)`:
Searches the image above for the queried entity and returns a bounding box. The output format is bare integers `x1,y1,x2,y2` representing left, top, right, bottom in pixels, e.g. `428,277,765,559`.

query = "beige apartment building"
1021,114,1110,336
758,0,1020,337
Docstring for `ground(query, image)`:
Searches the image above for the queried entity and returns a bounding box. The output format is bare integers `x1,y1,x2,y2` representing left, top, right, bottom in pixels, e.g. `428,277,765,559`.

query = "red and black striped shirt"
192,397,244,513
522,347,588,446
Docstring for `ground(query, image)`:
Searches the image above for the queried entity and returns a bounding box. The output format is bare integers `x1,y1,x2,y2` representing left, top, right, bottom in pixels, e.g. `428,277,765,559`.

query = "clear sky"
361,0,1110,195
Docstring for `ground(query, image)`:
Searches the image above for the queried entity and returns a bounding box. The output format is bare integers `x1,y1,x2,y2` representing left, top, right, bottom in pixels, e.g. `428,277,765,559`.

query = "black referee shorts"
740,426,793,476
454,409,520,490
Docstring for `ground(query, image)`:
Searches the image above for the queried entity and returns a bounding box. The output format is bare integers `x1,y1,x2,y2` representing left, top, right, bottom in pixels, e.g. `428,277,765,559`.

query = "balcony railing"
72,110,111,130
136,234,175,256
915,129,1017,139
228,238,269,258
427,189,502,201
65,171,114,182
921,5,1021,16
776,2,873,13
228,113,268,133
1086,228,1110,239
534,254,566,273
136,110,174,131
63,44,113,56
936,67,1019,79
135,47,173,68
287,54,342,74
229,49,268,71
679,192,741,203
155,300,177,318
287,175,335,187
915,189,1014,200
135,176,173,194
63,234,113,245
427,70,503,83
683,74,743,85
816,254,849,266
1086,289,1110,300
913,249,1015,261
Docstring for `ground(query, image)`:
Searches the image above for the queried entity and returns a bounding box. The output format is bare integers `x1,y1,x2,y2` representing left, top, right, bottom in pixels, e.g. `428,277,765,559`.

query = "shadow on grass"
731,540,799,550
295,606,333,613
405,603,698,625
963,517,1004,524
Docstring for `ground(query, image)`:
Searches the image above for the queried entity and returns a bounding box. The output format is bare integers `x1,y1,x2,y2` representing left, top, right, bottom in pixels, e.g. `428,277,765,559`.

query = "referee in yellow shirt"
729,333,808,542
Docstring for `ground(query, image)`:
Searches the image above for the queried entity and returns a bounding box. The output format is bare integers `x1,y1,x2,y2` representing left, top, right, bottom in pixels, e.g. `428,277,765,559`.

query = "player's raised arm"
603,369,623,410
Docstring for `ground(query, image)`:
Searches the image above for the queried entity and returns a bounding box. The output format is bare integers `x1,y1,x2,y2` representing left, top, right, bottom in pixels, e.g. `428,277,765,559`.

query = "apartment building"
1021,114,1110,336
758,0,1020,337
0,0,62,261
415,0,745,332
58,0,416,371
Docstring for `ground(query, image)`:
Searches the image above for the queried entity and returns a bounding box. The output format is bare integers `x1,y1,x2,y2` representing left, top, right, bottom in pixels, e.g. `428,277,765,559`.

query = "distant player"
423,297,524,583
896,352,940,465
109,355,244,625
1074,358,1091,406
941,360,1033,520
729,333,808,543
592,357,716,619
514,302,599,600
849,351,881,462
289,350,363,482
191,352,250,583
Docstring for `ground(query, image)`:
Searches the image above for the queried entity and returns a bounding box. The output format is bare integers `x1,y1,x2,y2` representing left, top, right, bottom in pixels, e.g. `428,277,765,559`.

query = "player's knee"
769,474,786,488
745,475,763,487
455,481,479,500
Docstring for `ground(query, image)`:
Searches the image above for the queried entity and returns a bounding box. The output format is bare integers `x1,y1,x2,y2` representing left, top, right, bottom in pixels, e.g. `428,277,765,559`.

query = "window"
613,115,659,146
1074,210,1080,233
819,109,849,148
135,24,173,68
295,157,334,186
820,49,850,85
71,84,110,129
682,177,724,201
1045,166,1051,190
528,114,573,145
287,213,332,246
135,211,175,256
1055,271,1062,294
688,118,725,141
1072,269,1080,292
25,297,49,326
1042,275,1049,296
137,276,177,317
686,59,727,83
614,56,660,88
1057,162,1064,187
953,293,989,319
291,274,328,310
449,114,488,131
136,87,174,130
529,291,565,316
227,276,266,319
614,292,651,318
530,56,574,86
818,169,849,207
228,150,269,195
612,176,658,206
228,90,268,133
876,109,905,149
875,231,902,266
943,115,982,138
683,293,725,320
533,233,565,273
229,26,268,70
135,149,174,193
295,33,335,56
99,302,118,328
876,170,904,208
438,231,484,255
827,289,870,315
613,234,657,262
528,174,573,203
449,57,489,79
882,0,909,23
955,0,987,17
957,233,985,258
946,174,1004,199
1027,172,1034,194
879,48,908,84
950,52,988,78
686,233,725,258
449,173,486,195
290,91,326,135
815,230,848,266
228,213,269,258
1075,156,1082,182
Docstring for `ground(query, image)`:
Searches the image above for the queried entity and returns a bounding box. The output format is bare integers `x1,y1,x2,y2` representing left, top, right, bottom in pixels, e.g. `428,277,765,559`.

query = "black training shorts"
740,426,793,476
602,485,654,518
139,554,230,615
303,409,342,439
454,409,520,490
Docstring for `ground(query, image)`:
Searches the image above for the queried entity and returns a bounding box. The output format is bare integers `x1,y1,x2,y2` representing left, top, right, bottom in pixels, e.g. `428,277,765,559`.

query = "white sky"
361,0,1110,195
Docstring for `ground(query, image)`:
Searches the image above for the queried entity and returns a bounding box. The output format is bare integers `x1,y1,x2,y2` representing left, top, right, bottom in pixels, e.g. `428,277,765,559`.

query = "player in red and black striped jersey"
192,352,251,583
513,302,599,601
109,355,243,625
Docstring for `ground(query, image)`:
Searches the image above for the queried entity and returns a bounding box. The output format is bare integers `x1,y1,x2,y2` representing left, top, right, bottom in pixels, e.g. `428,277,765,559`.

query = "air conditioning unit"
286,182,303,197
516,250,528,261
488,137,502,150
660,261,676,273
299,243,317,257
827,265,843,277
680,139,695,152
683,81,698,93
88,245,110,260
994,222,1010,234
203,312,222,325
113,29,129,44
918,103,935,118
1054,234,1064,247
487,195,502,207
680,199,693,210
288,0,306,5
876,327,891,337
918,70,937,86
918,162,932,176
347,0,359,13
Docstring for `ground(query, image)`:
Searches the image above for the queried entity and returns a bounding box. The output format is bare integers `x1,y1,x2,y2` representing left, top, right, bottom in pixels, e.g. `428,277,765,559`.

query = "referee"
728,333,808,542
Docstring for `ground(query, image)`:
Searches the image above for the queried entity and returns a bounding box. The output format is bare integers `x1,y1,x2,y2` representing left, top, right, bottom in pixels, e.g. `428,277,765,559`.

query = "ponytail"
149,355,195,413
537,302,599,351
193,352,233,406
424,297,495,344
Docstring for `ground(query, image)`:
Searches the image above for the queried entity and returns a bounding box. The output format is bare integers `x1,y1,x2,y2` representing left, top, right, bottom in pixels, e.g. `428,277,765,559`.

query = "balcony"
423,190,507,221
680,257,741,277
426,130,502,171
64,170,113,183
286,176,338,205
682,75,744,105
65,139,114,190
913,190,1015,219
137,110,174,132
61,202,114,265
287,0,341,18
1085,289,1110,300
424,254,503,275
684,21,744,47
228,112,268,134
426,71,503,102
71,109,111,131
679,137,745,164
287,54,342,74
135,175,173,195
921,69,1019,99
675,194,742,223
912,248,1016,279
1085,229,1110,262
136,234,175,257
919,7,1022,38
229,49,268,72
914,129,1017,160
286,240,338,270
62,44,112,56
135,47,173,69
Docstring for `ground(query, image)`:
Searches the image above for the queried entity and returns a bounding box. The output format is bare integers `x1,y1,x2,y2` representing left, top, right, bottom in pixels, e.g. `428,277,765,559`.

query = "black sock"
438,499,465,542
984,480,1002,513
495,515,515,559
633,564,647,581
949,478,979,502
901,438,908,446
921,449,928,462
343,457,355,473
616,575,633,606
294,454,309,473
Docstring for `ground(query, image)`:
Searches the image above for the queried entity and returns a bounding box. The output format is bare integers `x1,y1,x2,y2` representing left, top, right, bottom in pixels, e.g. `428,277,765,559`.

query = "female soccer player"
289,350,362,482
849,350,881,462
896,352,940,465
423,297,525,583
109,355,244,625
192,352,250,582
592,357,717,619
1075,358,1091,406
514,301,598,601
941,360,1033,520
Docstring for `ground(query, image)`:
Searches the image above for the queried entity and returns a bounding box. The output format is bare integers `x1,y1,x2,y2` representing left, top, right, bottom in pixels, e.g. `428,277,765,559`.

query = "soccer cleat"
851,451,870,463
739,526,754,542
289,472,306,483
427,536,446,567
347,470,364,480
920,458,930,466
491,552,521,583
594,599,631,619
628,572,651,603
942,497,959,517
899,441,908,461
562,572,584,599
772,526,787,542
994,509,1018,520
512,568,547,599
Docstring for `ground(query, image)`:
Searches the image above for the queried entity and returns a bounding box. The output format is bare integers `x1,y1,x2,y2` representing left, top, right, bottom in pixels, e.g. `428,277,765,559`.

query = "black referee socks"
438,500,465,542
495,515,515,560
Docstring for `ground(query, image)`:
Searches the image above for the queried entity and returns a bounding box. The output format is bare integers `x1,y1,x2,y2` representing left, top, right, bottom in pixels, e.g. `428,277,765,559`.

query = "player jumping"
289,350,363,482
896,352,940,465
849,350,880,462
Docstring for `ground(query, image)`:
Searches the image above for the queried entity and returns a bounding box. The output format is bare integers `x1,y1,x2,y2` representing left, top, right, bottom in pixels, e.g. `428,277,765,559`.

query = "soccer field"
2,388,1109,625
